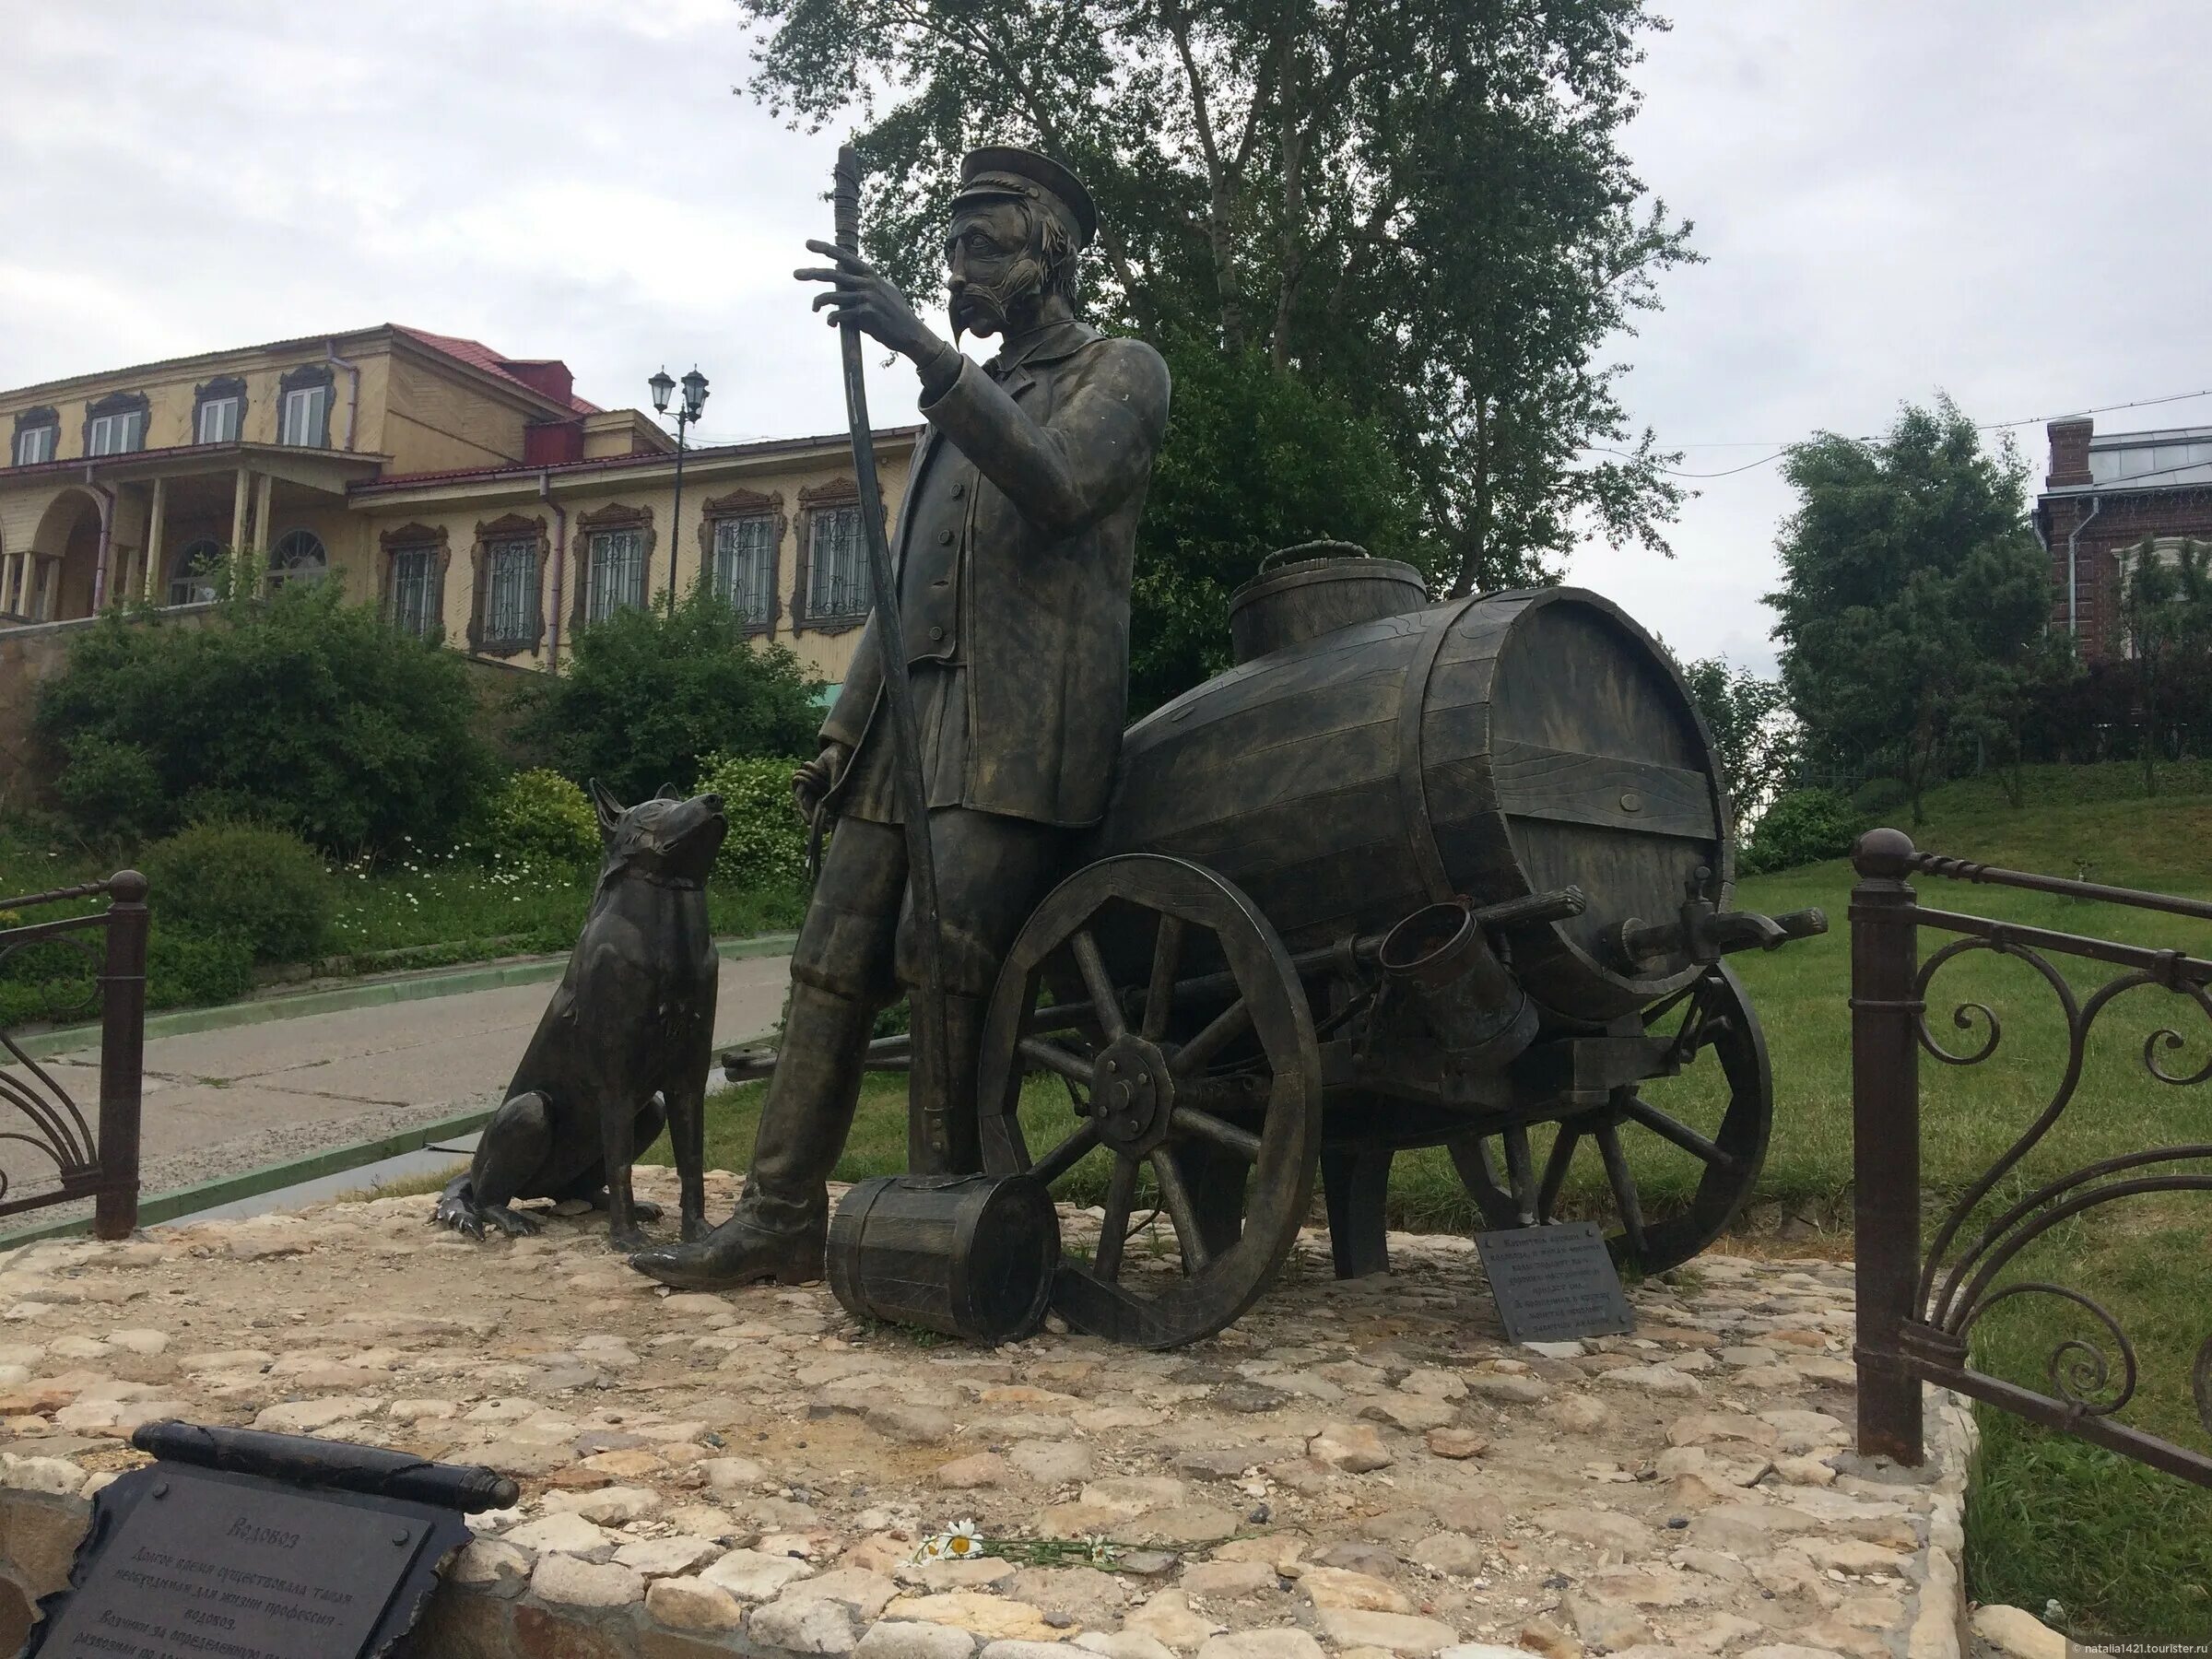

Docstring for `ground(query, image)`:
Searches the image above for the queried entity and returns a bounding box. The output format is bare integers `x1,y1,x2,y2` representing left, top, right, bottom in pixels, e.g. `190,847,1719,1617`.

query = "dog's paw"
680,1213,712,1244
608,1226,653,1254
630,1198,665,1222
487,1205,543,1238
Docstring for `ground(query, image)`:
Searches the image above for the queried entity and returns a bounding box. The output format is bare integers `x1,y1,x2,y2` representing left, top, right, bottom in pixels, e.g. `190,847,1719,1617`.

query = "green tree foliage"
35,582,494,854
513,588,825,804
2116,536,2212,796
1678,656,1794,830
734,0,1696,607
1131,343,1423,711
1766,397,2051,826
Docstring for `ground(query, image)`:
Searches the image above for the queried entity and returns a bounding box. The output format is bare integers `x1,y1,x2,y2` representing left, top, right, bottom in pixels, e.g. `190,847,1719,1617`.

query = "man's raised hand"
796,241,940,362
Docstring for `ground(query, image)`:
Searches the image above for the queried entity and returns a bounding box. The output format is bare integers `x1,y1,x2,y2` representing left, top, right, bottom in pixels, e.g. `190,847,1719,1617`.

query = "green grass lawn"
651,761,2212,1640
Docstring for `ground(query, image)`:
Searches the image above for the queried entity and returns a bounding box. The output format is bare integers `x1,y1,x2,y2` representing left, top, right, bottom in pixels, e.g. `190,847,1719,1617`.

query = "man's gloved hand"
793,741,852,825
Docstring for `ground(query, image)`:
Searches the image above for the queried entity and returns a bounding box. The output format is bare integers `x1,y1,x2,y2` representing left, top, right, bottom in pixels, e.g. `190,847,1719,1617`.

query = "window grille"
806,505,868,618
390,547,440,639
484,536,538,645
587,528,646,622
712,515,775,626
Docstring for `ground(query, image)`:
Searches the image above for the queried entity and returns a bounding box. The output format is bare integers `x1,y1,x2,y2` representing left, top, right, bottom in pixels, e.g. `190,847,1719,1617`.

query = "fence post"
94,870,148,1241
1851,828,1924,1465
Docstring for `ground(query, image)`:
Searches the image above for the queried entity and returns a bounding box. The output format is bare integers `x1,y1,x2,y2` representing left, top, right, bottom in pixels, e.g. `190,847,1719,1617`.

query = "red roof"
392,325,601,414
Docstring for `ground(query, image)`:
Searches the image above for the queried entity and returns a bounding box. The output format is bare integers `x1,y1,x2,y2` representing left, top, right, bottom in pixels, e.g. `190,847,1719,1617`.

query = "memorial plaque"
23,1461,472,1659
1476,1221,1635,1344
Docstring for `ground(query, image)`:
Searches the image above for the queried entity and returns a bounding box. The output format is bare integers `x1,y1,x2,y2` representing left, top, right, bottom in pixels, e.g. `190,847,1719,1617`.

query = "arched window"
168,538,224,607
269,529,327,586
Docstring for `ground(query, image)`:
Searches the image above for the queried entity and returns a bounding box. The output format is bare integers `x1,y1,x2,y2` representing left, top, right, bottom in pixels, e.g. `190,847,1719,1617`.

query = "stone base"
0,1179,1983,1659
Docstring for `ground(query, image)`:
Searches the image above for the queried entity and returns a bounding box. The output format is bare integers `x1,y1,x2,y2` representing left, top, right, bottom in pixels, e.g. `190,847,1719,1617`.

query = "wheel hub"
1091,1036,1176,1154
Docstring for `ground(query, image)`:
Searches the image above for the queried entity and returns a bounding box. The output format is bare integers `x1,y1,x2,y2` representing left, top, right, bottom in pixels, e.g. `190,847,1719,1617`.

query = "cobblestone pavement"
0,1170,1981,1659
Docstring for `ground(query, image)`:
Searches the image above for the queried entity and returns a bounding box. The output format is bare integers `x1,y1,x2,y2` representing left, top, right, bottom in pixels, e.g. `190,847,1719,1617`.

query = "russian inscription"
1476,1219,1636,1344
26,1465,458,1659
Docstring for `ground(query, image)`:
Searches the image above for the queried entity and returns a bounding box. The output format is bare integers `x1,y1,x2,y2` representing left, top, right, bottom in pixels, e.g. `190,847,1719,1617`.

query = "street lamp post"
649,365,710,606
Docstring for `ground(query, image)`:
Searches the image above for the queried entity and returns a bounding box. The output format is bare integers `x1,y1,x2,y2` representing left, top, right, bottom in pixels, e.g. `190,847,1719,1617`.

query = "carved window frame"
571,502,655,629
84,391,150,457
193,375,248,446
276,363,336,449
10,406,59,468
468,512,548,656
378,523,450,641
700,487,787,636
792,477,875,635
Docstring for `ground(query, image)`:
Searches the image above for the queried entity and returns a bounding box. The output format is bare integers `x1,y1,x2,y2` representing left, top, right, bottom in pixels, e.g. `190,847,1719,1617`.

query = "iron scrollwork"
0,876,148,1230
1877,847,2212,1468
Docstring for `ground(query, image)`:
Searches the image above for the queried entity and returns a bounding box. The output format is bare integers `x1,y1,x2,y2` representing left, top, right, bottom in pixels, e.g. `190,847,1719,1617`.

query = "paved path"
0,952,793,1206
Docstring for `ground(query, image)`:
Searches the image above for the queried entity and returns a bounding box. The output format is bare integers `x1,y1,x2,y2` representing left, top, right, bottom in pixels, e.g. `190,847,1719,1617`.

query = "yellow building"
0,324,915,694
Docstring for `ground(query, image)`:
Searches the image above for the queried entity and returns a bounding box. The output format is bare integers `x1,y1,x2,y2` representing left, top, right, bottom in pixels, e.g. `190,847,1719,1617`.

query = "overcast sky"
4,0,2206,673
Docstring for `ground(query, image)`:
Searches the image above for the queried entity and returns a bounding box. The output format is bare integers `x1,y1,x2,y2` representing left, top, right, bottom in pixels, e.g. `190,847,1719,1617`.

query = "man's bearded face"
946,200,1044,341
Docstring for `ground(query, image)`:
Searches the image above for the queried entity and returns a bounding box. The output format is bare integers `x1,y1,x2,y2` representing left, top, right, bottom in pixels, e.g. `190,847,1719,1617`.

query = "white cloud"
4,0,2206,672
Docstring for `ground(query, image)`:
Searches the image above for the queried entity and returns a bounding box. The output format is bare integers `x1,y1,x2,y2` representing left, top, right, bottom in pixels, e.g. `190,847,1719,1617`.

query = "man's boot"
907,991,989,1175
629,981,870,1288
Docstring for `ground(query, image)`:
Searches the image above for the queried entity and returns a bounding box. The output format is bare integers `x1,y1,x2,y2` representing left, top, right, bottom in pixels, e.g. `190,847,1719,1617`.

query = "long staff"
832,143,952,1168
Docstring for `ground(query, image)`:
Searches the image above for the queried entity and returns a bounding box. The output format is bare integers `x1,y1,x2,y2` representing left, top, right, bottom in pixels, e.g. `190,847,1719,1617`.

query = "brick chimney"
500,359,575,408
2047,417,2093,488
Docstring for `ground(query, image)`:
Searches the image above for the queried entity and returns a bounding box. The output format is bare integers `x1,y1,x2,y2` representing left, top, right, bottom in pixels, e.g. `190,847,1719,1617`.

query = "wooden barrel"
1229,546,1429,665
1094,587,1731,1020
826,1173,1059,1344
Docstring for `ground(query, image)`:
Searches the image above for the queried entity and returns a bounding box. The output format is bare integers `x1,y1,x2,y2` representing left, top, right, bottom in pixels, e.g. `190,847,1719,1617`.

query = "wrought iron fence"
0,872,147,1239
1850,829,2212,1486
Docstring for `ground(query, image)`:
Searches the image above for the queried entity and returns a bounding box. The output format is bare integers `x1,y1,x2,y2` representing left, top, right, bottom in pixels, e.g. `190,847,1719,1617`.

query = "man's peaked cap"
954,147,1098,247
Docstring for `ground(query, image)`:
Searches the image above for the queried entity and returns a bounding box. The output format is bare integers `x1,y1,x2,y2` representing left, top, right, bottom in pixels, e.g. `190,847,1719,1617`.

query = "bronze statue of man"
632,147,1171,1288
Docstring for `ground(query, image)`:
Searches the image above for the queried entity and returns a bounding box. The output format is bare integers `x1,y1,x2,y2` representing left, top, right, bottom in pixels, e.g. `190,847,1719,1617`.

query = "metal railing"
1851,830,2212,1486
0,872,147,1238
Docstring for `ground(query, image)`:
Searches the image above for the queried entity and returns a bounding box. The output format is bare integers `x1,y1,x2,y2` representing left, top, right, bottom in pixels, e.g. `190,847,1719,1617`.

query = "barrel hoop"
1394,593,1490,903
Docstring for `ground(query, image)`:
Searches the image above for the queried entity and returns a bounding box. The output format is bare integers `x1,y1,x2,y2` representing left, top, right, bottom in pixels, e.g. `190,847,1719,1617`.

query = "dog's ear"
587,779,627,842
656,782,681,801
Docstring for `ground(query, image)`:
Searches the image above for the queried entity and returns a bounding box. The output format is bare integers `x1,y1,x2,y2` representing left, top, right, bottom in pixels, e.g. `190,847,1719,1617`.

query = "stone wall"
0,608,220,812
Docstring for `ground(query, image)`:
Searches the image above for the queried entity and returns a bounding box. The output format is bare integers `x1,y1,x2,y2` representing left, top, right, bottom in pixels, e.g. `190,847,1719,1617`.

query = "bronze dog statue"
435,783,724,1250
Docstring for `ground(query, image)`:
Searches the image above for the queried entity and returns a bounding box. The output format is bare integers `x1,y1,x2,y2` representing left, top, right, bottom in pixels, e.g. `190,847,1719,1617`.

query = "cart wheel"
1447,961,1771,1274
978,854,1323,1348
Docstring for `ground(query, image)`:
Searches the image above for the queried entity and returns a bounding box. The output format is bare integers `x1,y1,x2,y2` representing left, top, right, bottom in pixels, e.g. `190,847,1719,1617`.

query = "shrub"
1851,776,1911,818
145,924,255,1010
140,822,333,963
481,770,600,875
692,753,809,887
35,581,496,855
1739,787,1866,875
513,587,825,804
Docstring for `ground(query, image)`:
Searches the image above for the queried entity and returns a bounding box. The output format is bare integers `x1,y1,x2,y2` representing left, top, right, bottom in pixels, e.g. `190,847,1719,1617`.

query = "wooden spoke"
1594,1121,1650,1265
1536,1124,1581,1218
1170,997,1252,1077
1620,1093,1740,1171
1030,1121,1102,1188
1141,915,1186,1041
1069,930,1125,1040
1502,1124,1537,1226
1149,1147,1212,1273
1094,1154,1138,1281
1018,1038,1095,1088
1170,1106,1262,1161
